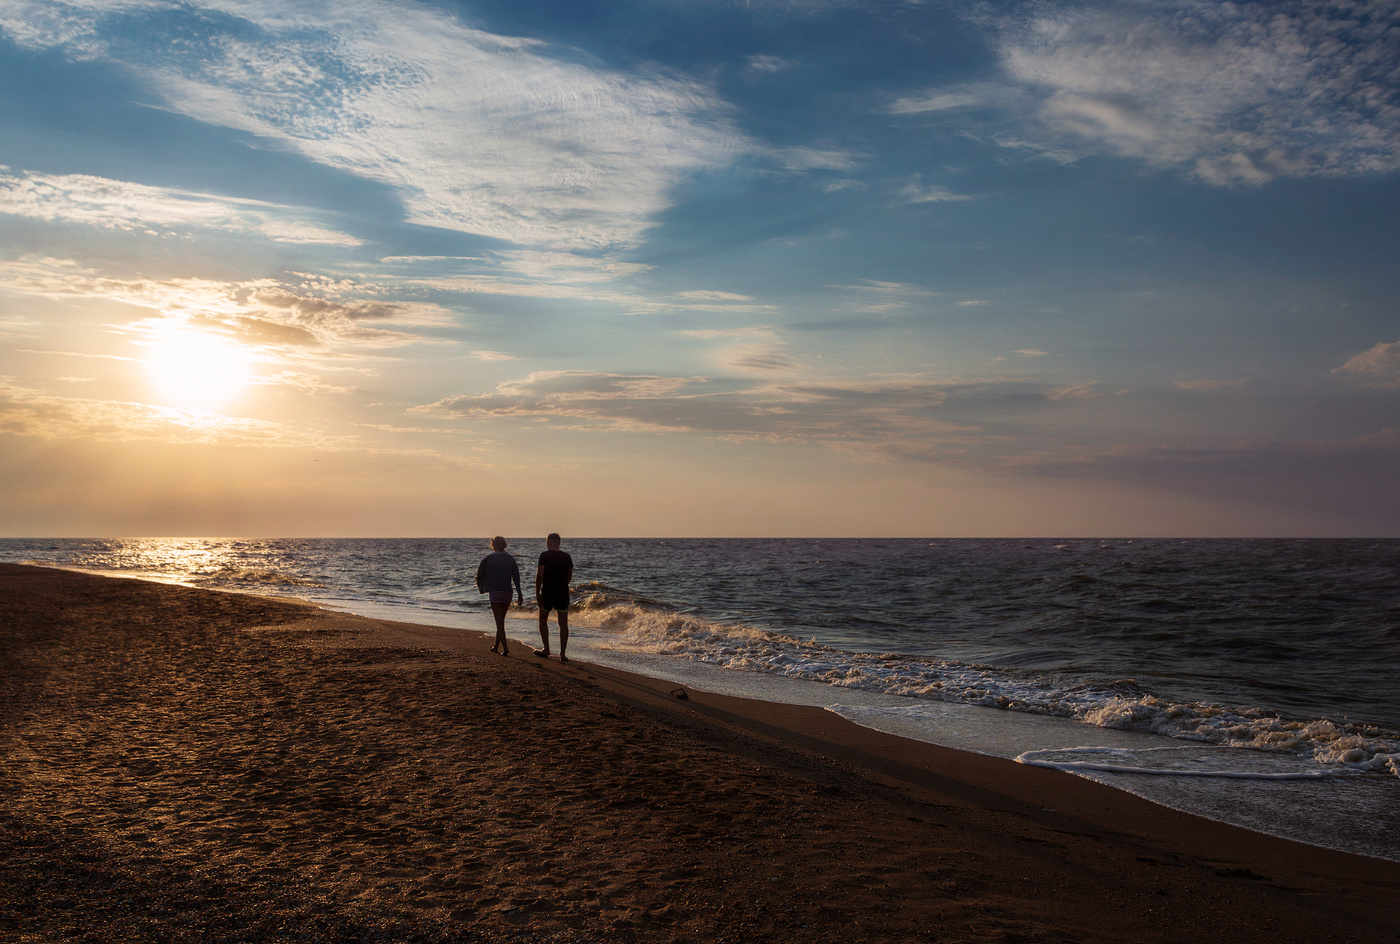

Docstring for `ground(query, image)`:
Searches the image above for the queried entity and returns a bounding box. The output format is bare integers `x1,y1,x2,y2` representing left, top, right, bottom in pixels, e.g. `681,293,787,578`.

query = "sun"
143,327,255,411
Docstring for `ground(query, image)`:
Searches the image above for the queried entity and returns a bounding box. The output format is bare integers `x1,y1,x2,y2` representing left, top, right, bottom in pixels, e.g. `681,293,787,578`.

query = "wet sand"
2,562,1397,943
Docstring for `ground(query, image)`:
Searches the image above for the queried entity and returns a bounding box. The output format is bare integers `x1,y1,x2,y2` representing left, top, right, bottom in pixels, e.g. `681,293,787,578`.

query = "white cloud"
727,350,801,373
996,0,1400,183
1015,349,1049,357
365,249,675,306
393,272,637,303
843,280,929,294
382,262,775,315
17,347,139,362
0,0,748,250
251,371,354,395
0,167,361,245
899,178,974,204
890,89,984,114
681,326,799,375
888,82,1021,115
1047,382,1099,400
893,1,1400,184
0,256,448,352
675,290,755,302
746,54,793,75
830,279,935,314
1337,340,1400,387
774,146,861,172
490,251,653,283
679,326,777,340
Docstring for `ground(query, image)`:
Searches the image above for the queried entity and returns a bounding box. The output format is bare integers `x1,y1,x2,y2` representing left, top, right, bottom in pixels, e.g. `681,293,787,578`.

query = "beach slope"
2,563,1396,943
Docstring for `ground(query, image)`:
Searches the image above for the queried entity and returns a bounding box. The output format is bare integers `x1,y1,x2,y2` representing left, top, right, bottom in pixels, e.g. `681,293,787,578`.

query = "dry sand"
2,562,1397,943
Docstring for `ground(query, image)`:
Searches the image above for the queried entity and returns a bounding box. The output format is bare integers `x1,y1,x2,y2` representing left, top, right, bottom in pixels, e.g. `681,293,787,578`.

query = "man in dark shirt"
534,532,574,662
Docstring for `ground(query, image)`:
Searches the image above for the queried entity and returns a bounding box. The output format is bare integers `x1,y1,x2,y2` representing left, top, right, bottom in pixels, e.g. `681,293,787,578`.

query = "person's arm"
565,555,574,587
535,559,545,598
512,559,523,603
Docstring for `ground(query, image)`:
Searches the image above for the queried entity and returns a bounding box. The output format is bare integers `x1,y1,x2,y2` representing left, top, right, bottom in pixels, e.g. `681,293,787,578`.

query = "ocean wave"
572,581,676,612
1015,745,1348,779
574,601,1400,778
195,566,325,589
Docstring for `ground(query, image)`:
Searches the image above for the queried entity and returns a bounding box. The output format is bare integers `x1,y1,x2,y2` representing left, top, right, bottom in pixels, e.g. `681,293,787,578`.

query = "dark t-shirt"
537,549,573,594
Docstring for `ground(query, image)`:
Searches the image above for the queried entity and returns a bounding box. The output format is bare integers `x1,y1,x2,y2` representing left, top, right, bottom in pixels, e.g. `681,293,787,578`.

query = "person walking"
476,536,522,655
534,532,574,662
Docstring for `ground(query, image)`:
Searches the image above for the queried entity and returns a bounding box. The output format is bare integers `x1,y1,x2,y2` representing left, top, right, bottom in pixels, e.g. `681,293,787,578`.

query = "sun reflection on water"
55,538,244,587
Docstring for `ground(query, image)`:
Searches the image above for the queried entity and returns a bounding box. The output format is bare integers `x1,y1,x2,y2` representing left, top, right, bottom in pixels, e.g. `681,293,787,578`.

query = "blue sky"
1,0,1398,536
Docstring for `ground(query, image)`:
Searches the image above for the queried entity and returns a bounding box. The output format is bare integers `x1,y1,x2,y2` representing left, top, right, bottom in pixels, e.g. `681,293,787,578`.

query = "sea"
3,537,1397,863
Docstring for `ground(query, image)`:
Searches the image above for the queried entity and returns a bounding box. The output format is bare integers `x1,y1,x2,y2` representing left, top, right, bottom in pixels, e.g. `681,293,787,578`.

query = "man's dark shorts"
538,589,569,614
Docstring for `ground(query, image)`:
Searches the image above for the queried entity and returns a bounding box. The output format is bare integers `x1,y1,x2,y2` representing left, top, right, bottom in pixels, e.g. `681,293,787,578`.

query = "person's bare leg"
535,607,551,657
558,609,569,662
491,600,510,655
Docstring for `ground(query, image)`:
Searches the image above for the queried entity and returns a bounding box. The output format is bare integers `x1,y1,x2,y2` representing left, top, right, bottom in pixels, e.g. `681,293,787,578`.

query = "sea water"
4,537,1397,862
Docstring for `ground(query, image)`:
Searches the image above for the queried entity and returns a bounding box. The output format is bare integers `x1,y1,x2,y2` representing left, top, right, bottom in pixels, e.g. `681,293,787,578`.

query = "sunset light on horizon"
3,0,1399,537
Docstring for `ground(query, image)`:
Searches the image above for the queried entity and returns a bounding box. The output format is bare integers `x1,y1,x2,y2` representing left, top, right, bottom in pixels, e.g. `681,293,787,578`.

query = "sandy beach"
2,562,1397,944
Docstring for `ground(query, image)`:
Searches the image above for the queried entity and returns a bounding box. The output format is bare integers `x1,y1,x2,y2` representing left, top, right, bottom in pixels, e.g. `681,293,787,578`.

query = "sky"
1,0,1399,537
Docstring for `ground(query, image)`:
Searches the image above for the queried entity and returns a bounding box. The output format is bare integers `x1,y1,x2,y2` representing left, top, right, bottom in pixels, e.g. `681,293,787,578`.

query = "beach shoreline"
3,562,1397,943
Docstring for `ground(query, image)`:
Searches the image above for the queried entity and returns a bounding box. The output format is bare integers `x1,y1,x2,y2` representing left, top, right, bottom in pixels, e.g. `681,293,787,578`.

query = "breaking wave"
573,600,1400,779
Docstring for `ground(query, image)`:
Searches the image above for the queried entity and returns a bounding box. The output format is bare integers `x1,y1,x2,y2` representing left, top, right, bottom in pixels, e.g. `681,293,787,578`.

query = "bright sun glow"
143,327,255,410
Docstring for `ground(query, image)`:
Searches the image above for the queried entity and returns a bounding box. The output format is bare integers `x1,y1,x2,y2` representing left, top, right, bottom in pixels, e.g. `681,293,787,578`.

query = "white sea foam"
1015,745,1343,779
571,597,1400,779
826,702,1400,863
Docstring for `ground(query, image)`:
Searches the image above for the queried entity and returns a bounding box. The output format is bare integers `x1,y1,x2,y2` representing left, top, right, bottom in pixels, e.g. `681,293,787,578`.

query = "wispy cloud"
354,423,472,435
831,280,935,314
1175,379,1247,391
0,256,449,354
679,326,777,340
899,177,974,204
16,348,139,362
675,290,755,303
746,54,794,75
890,89,986,114
411,370,1071,461
0,379,293,444
489,251,653,283
1047,382,1099,400
0,167,361,245
1337,340,1400,387
0,0,748,250
773,146,861,172
728,352,801,373
998,0,1400,183
893,1,1400,185
676,325,796,373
